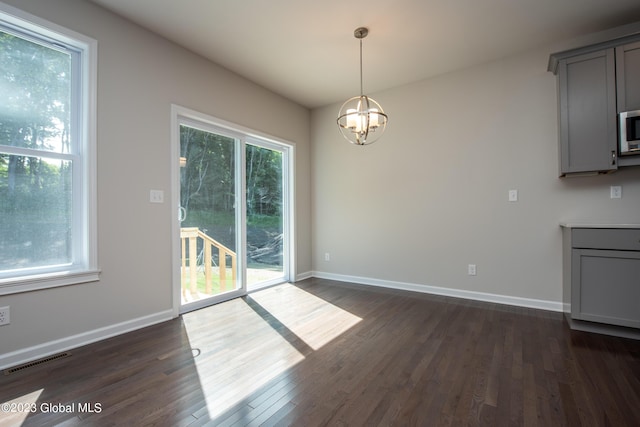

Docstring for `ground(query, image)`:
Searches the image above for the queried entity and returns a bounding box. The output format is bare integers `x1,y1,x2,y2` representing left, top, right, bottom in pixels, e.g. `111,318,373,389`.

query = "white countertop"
560,222,640,229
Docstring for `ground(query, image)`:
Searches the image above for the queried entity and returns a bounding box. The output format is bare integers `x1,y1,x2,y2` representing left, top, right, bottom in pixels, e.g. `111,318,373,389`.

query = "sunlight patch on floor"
182,298,305,420
0,388,43,427
249,283,363,351
180,283,362,421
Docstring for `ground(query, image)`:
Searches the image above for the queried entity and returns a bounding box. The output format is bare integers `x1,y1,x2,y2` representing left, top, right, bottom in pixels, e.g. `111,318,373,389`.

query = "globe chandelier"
337,27,388,145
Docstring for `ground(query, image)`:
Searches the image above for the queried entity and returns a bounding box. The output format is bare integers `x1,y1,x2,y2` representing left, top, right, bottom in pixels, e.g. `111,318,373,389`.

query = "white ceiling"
88,0,640,109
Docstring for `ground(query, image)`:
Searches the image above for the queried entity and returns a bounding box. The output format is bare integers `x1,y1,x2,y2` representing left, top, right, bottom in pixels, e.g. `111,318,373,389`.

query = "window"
0,4,97,294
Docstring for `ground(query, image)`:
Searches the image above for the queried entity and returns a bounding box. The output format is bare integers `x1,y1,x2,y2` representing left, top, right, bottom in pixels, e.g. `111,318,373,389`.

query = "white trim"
170,104,297,314
295,271,313,282
312,271,564,312
171,105,296,147
244,136,295,289
0,269,100,295
170,106,182,318
180,288,246,314
0,271,562,370
83,20,99,277
0,2,98,294
0,145,76,160
287,146,296,282
0,310,173,371
237,131,247,296
0,2,94,47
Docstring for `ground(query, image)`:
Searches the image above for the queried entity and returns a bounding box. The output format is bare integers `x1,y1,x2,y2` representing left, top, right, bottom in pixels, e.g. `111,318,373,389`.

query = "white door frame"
170,105,296,317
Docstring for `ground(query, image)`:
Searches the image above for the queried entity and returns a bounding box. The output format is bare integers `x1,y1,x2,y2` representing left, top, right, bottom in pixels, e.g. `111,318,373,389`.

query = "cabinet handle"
612,150,617,166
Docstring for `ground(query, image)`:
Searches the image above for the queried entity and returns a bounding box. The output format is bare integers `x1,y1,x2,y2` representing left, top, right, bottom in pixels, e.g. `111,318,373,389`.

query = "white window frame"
0,3,98,295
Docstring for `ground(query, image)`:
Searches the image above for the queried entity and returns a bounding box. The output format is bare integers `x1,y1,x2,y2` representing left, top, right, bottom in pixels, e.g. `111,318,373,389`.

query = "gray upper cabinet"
549,34,640,176
616,41,640,112
557,49,617,176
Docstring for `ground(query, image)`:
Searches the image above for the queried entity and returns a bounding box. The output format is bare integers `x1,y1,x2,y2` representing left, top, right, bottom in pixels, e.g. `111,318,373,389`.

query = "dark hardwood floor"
1,278,639,426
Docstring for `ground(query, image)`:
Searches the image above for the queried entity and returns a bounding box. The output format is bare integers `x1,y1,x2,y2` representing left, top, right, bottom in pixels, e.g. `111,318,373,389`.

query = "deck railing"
180,227,237,296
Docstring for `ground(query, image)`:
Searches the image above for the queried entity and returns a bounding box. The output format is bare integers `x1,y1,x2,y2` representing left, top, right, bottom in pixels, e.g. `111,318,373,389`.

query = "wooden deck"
1,278,640,426
181,267,283,304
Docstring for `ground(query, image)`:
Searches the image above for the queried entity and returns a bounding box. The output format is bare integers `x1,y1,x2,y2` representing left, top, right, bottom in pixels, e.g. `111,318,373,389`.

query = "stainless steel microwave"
619,110,640,155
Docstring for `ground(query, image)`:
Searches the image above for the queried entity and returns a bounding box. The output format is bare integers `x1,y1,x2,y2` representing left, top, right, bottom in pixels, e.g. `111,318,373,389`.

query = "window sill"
0,269,101,295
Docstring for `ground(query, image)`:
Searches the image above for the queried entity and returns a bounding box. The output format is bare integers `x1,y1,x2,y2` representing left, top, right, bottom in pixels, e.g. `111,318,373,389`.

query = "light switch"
150,190,164,203
508,189,518,202
610,186,622,199
468,264,477,276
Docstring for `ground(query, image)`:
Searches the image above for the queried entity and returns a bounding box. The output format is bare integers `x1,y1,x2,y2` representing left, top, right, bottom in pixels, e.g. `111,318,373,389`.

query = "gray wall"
311,44,640,307
0,0,311,364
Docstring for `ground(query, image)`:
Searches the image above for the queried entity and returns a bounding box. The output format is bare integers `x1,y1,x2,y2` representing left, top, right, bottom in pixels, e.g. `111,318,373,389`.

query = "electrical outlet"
468,264,477,276
324,252,330,262
0,306,10,326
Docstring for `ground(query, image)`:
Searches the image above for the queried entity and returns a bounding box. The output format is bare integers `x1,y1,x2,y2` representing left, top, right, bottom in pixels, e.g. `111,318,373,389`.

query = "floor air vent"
4,352,72,375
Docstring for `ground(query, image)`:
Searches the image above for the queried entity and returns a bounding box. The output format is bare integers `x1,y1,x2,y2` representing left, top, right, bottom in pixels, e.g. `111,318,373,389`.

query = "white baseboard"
0,309,174,370
0,273,562,370
295,271,313,282
311,271,563,312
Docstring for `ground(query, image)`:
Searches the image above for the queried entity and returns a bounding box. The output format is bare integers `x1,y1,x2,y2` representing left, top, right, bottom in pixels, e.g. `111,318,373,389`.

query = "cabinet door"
616,41,640,112
571,249,640,328
558,49,618,175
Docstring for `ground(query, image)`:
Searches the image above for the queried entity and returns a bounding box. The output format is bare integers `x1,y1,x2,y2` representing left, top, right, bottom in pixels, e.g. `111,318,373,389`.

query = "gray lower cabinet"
572,249,640,328
563,226,640,333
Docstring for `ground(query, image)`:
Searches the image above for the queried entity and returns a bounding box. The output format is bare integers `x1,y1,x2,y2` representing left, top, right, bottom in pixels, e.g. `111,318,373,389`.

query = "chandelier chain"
359,38,364,96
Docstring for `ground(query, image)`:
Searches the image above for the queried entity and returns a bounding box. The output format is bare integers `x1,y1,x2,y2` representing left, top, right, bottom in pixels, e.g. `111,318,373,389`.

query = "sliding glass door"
179,123,242,311
246,141,288,290
173,108,293,313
